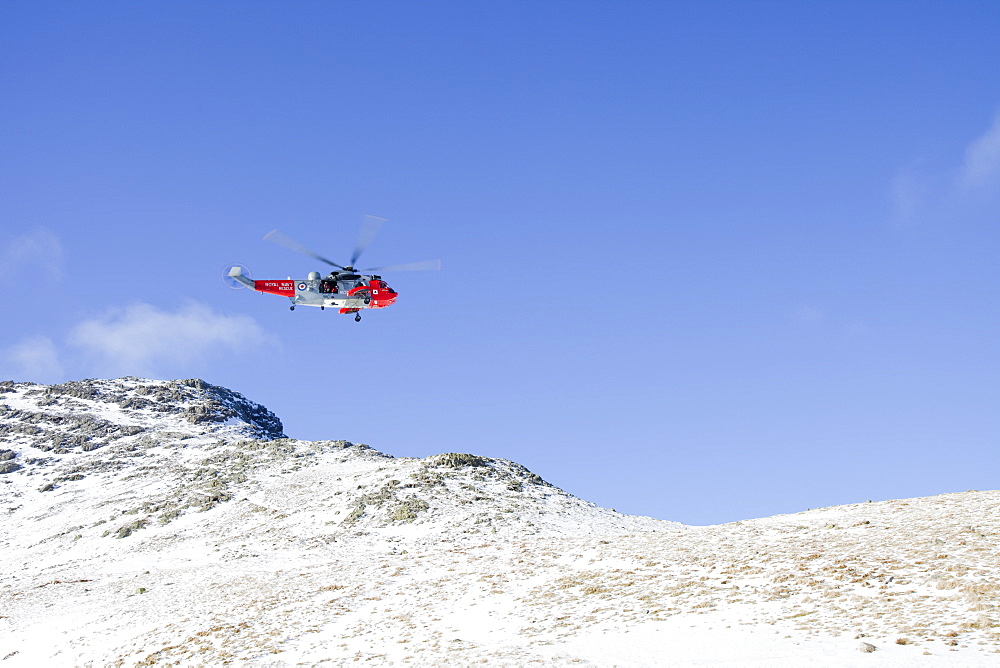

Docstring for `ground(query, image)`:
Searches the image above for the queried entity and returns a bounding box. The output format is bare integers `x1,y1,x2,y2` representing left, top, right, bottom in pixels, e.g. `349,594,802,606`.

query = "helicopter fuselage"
226,218,436,321
235,268,397,314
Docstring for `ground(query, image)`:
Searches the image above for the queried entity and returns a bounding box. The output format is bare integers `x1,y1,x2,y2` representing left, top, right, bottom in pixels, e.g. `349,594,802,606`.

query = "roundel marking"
298,283,307,291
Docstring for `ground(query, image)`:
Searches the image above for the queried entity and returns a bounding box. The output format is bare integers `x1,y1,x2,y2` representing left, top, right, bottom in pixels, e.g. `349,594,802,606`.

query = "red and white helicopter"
224,215,440,322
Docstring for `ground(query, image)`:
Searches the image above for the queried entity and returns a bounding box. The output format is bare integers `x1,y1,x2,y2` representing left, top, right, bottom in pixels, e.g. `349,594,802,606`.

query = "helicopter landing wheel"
320,306,324,310
290,306,295,311
354,314,362,322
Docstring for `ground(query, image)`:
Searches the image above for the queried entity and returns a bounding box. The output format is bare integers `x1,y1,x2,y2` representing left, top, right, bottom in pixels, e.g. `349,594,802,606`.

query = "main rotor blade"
350,215,388,267
362,259,442,272
263,229,346,270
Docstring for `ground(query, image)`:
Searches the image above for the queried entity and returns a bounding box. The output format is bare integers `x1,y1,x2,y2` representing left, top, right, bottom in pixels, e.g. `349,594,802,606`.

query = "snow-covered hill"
1,378,998,666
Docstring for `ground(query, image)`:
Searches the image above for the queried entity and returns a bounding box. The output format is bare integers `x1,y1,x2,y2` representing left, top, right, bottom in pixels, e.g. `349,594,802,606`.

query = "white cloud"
889,110,1000,224
0,228,64,282
0,336,64,383
959,111,1000,193
68,301,275,377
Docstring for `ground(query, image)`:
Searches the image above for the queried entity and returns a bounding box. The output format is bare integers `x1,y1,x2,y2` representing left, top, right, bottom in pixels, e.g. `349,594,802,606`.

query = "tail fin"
228,265,256,289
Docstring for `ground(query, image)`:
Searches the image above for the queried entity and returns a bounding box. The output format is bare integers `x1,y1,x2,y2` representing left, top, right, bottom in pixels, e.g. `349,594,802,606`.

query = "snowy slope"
1,379,998,666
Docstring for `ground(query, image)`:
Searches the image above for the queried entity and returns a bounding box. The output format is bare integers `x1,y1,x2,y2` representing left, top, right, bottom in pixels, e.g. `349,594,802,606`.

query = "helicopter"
224,215,440,322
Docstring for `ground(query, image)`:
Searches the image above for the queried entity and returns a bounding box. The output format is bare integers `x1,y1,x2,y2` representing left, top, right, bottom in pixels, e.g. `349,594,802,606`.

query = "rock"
428,453,488,468
859,642,877,653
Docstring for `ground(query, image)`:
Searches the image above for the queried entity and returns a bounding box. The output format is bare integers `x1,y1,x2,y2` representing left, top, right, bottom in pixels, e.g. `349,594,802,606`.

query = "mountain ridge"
2,378,998,666
0,377,672,544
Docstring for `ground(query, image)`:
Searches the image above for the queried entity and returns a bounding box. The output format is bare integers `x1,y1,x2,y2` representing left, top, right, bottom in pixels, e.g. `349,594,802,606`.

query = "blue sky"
2,1,998,525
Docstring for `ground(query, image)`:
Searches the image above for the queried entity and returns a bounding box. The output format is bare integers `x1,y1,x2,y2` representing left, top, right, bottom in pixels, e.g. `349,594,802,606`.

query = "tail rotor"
221,263,253,289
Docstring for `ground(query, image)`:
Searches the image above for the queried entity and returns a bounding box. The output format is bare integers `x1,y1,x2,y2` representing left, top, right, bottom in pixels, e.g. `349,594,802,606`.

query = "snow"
2,379,999,665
